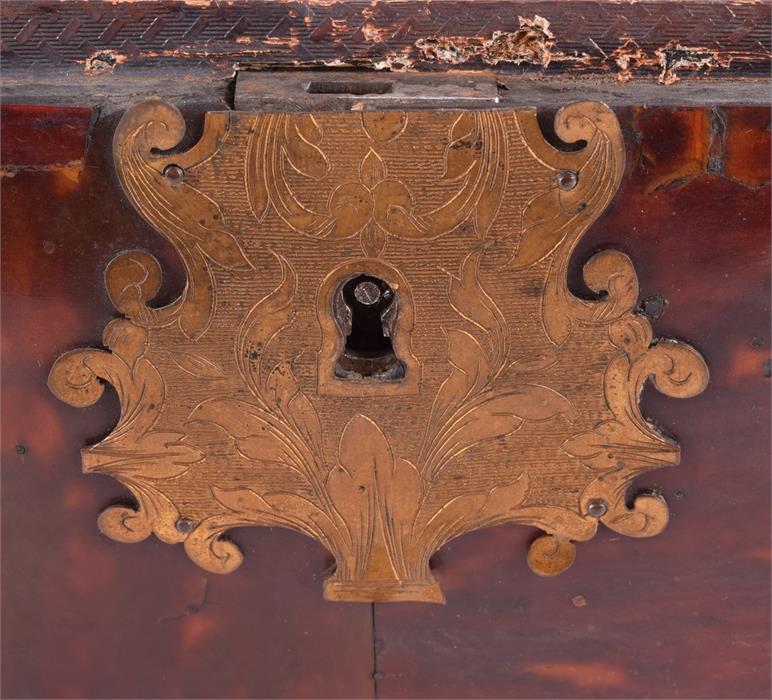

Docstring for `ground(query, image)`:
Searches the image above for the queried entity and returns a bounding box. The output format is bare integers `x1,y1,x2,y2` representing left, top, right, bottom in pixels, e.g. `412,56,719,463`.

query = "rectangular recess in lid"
234,70,499,112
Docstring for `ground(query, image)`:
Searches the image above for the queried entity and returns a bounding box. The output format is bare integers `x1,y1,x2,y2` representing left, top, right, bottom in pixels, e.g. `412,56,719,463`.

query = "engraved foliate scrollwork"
50,100,708,602
114,100,254,340
49,314,202,545
246,110,510,257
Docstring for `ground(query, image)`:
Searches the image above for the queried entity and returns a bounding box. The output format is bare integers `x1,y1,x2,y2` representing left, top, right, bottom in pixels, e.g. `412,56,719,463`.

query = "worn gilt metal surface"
49,100,708,602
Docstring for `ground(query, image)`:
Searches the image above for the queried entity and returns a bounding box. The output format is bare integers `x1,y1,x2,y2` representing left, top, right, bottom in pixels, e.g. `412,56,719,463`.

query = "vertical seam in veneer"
371,602,379,699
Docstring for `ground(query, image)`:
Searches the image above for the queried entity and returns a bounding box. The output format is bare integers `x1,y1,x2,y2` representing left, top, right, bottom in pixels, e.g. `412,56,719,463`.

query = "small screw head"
587,499,608,518
557,170,578,191
353,280,381,306
175,517,196,535
163,164,185,183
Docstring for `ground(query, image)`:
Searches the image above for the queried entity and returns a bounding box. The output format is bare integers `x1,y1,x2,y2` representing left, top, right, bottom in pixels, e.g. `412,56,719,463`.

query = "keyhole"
333,275,405,381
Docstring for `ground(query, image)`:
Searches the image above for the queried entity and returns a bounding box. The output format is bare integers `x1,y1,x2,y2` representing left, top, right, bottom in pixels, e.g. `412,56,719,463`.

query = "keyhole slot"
333,275,405,381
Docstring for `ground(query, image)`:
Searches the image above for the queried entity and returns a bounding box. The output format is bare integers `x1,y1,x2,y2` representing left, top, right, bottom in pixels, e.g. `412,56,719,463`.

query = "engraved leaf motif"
448,251,506,347
189,398,303,477
93,353,162,441
421,329,488,472
473,112,508,238
283,115,329,180
212,486,337,547
562,420,679,471
329,414,387,525
168,351,224,379
370,179,420,238
435,329,490,417
178,247,216,341
328,416,425,579
294,112,323,143
423,474,531,550
237,254,296,396
237,434,294,465
137,157,247,272
376,457,423,580
443,113,477,181
513,130,616,271
440,394,524,464
213,486,273,514
326,183,373,239
197,227,253,271
362,112,407,143
266,361,323,458
513,176,583,270
361,222,388,257
84,432,203,479
421,252,512,477
327,415,388,576
474,475,531,525
505,348,560,375
115,106,251,339
437,385,576,468
360,148,387,188
246,123,269,221
424,244,574,479
422,492,488,553
262,493,340,551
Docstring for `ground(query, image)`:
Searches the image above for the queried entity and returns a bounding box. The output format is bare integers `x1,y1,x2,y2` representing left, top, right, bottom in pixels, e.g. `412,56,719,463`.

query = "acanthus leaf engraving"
50,100,709,603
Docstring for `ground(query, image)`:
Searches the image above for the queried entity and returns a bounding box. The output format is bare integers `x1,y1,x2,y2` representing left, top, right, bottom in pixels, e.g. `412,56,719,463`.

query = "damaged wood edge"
406,18,770,86
43,14,772,83
5,10,768,80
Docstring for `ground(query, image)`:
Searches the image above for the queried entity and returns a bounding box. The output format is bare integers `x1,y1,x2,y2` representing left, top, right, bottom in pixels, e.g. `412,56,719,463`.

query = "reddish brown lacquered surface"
1,104,92,168
2,105,770,699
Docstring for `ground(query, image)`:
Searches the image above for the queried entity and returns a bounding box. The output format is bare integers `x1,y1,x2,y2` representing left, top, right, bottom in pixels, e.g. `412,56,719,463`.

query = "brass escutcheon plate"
49,100,708,603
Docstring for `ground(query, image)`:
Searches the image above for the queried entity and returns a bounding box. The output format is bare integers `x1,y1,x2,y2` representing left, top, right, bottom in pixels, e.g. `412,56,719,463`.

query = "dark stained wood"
1,103,769,698
1,0,770,80
373,107,771,698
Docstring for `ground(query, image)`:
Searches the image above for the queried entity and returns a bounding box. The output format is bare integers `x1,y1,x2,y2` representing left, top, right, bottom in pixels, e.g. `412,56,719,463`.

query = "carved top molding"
49,99,708,602
2,0,770,84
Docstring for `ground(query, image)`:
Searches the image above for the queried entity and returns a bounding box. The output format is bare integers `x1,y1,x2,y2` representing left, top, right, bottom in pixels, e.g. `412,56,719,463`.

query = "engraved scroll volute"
49,100,708,603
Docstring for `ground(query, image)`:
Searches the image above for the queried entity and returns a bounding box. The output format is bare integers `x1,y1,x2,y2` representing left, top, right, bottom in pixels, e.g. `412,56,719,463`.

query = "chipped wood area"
1,0,770,85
